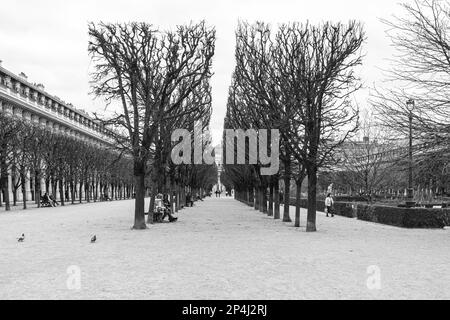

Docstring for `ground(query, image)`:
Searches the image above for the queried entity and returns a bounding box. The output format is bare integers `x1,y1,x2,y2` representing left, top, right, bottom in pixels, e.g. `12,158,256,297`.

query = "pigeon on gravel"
90,235,96,243
17,234,25,242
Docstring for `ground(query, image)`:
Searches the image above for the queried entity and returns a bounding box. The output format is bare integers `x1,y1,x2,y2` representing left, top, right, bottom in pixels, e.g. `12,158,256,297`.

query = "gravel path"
0,196,449,299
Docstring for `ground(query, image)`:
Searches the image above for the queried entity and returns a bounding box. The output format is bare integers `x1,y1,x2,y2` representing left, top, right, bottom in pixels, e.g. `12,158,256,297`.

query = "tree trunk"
147,184,157,224
175,183,180,212
306,165,317,232
295,178,303,227
52,176,57,198
283,162,292,222
171,182,176,213
1,174,10,211
34,173,41,208
70,180,75,204
79,181,83,203
259,186,264,213
262,185,268,214
268,182,274,216
133,161,146,229
12,172,18,206
181,185,185,208
274,177,280,219
30,176,34,202
21,171,27,210
85,181,90,203
59,179,65,206
0,147,10,211
12,185,17,207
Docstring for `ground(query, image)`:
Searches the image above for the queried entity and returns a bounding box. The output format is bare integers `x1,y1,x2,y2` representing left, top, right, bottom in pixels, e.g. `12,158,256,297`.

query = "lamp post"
406,99,415,207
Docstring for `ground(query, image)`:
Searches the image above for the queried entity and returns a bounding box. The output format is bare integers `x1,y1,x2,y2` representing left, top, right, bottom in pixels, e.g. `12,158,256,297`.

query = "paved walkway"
0,197,449,299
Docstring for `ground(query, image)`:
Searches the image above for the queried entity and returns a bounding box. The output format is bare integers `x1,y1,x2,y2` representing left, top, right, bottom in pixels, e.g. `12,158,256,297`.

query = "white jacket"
325,197,333,207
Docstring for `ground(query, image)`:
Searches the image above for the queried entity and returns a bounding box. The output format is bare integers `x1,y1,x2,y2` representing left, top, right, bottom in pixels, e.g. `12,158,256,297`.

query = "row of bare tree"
222,21,365,231
88,21,218,229
325,0,450,199
0,112,134,211
224,0,450,218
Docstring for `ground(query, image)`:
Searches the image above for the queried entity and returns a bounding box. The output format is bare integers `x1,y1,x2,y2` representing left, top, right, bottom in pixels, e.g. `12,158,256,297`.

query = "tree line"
223,0,450,228
0,112,134,211
222,20,365,231
88,21,218,229
329,0,449,199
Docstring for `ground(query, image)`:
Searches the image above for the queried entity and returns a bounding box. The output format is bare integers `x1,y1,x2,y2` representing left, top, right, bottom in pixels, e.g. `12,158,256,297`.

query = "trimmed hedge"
288,198,355,218
288,196,450,228
239,195,450,228
334,195,368,202
356,205,449,228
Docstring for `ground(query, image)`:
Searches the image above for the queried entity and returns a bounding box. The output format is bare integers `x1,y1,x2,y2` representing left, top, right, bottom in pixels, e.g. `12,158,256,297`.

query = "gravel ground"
0,196,449,299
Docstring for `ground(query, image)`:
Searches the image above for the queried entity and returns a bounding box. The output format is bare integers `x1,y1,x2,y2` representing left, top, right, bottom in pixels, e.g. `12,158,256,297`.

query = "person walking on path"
325,193,334,217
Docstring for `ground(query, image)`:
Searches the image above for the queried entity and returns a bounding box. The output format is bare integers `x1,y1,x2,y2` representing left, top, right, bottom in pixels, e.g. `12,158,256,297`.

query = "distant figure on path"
325,193,334,217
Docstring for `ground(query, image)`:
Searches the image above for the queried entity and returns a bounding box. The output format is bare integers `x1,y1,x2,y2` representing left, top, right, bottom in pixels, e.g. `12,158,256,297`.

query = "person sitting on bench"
153,194,177,222
153,194,165,222
49,194,59,206
41,192,54,207
162,194,177,222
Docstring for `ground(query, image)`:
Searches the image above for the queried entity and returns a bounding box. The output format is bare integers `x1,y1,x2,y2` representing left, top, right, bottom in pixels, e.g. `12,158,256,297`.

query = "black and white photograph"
0,0,449,307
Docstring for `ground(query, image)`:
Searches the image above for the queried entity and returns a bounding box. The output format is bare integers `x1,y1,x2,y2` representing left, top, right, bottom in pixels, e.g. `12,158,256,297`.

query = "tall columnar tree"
225,21,364,232
88,21,215,229
276,21,364,231
0,113,22,211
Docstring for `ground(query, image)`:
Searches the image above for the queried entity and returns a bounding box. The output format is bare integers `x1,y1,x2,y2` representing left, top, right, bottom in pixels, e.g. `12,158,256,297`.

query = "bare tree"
225,21,364,231
0,113,22,211
374,0,450,155
233,22,286,219
277,21,364,231
88,22,215,229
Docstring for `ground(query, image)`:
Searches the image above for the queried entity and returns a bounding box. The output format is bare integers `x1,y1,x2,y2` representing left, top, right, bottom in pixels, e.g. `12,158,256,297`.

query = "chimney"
0,60,2,67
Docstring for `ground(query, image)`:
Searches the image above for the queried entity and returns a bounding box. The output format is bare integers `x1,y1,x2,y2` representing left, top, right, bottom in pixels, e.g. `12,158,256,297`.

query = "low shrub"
288,197,352,217
288,197,450,228
356,204,449,228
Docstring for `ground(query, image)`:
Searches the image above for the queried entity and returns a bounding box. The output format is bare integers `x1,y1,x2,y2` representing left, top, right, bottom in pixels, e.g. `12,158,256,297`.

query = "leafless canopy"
373,0,450,147
88,21,215,229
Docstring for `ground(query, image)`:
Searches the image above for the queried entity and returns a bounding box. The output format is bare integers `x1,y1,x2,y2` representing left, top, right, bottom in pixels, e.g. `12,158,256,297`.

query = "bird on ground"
90,235,96,243
17,234,25,242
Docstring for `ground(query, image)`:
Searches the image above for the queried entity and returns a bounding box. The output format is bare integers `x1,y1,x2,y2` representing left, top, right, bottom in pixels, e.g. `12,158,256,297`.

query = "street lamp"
406,99,415,207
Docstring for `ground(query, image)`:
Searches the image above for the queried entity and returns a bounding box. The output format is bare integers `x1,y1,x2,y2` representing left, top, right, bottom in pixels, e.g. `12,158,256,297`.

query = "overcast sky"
0,0,408,144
